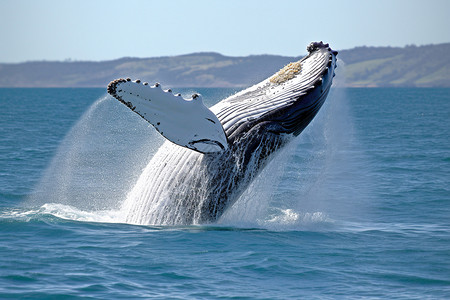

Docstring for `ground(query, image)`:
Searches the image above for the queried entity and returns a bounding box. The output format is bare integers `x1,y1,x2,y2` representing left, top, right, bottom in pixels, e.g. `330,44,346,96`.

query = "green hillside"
339,44,450,87
0,43,449,88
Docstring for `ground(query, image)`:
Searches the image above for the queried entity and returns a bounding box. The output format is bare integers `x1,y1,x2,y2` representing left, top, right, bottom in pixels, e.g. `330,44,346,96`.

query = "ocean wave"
3,203,447,237
0,203,124,224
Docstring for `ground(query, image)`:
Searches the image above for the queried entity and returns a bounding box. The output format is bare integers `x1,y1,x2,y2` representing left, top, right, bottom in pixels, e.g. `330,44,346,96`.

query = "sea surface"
0,87,449,299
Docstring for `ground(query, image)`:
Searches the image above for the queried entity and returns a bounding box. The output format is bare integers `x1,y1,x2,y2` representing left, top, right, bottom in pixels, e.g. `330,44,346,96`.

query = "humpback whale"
107,41,338,225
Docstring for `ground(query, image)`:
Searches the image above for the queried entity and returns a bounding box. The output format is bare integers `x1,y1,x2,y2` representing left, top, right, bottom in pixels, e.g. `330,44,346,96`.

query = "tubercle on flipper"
107,78,202,105
107,77,227,154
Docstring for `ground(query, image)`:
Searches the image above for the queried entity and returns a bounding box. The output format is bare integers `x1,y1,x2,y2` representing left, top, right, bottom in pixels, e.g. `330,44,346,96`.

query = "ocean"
0,87,449,299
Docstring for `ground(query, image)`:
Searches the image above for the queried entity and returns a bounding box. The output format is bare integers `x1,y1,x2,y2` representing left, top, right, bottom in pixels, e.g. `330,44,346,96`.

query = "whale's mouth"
213,41,338,141
262,46,337,137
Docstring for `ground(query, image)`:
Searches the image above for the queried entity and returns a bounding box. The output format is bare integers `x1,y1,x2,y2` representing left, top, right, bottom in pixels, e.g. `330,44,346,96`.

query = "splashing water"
26,95,163,214
26,78,369,229
220,85,371,229
120,130,286,226
119,84,367,228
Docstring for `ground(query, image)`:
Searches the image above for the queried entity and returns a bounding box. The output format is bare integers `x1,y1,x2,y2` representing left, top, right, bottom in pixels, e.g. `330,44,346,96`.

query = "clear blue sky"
1,0,449,63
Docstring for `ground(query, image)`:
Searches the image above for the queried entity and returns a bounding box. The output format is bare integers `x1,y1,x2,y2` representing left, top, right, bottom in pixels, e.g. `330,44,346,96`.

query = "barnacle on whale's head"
269,61,302,85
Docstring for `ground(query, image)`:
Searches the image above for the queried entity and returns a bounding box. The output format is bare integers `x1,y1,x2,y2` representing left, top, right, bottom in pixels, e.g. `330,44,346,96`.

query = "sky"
1,0,449,63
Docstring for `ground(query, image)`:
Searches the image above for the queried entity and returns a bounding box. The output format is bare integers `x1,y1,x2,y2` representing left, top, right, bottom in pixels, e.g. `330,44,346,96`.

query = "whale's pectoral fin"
107,78,228,154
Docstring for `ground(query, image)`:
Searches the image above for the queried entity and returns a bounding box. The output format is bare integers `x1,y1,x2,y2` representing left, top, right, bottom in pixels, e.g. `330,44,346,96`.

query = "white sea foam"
39,203,124,223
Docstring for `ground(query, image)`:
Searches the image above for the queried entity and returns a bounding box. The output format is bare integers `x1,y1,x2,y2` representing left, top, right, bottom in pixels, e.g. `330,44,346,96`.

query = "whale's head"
107,42,337,156
212,42,338,145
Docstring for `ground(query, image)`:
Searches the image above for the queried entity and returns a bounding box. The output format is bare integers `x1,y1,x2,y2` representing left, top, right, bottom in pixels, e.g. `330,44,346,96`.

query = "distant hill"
0,43,449,88
339,43,450,87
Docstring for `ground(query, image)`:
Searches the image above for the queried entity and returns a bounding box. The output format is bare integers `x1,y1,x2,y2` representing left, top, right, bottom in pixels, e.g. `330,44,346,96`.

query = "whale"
107,41,338,225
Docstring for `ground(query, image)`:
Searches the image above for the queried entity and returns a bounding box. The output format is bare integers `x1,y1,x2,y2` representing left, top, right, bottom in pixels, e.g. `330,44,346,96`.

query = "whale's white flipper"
107,79,228,154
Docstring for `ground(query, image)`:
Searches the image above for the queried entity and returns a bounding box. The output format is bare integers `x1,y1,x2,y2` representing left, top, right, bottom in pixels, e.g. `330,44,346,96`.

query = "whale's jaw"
107,42,338,225
215,42,337,144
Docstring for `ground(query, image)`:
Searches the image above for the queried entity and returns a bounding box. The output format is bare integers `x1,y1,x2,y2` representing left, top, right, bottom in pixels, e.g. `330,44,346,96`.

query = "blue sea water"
0,87,449,299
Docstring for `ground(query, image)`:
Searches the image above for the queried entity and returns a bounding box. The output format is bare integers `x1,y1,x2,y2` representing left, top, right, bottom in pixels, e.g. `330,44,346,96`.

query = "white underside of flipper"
107,79,228,154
